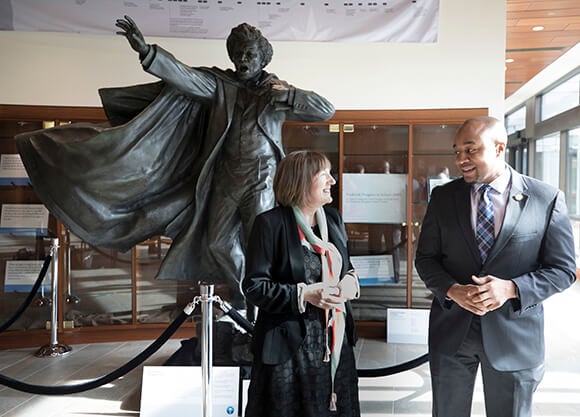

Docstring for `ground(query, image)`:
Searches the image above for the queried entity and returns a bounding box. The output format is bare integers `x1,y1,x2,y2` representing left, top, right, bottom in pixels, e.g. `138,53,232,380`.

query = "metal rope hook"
35,238,72,358
215,297,254,335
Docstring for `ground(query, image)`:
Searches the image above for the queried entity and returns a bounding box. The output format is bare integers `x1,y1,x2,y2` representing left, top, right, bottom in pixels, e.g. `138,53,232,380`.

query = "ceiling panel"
504,0,580,98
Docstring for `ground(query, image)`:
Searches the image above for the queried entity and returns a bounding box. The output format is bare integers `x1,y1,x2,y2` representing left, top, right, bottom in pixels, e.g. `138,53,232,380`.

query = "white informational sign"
342,173,407,223
141,366,240,417
0,154,29,185
351,254,395,286
2,0,439,43
0,204,49,234
5,260,51,292
386,308,429,345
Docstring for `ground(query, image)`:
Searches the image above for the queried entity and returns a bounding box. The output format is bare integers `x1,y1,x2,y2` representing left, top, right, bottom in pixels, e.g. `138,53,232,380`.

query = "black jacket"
242,205,357,365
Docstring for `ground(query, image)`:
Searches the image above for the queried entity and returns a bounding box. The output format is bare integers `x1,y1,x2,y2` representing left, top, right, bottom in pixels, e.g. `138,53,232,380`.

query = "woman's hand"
303,282,343,310
338,273,359,301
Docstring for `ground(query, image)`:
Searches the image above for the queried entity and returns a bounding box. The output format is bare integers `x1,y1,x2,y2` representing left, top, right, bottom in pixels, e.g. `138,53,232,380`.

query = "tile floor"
0,282,579,417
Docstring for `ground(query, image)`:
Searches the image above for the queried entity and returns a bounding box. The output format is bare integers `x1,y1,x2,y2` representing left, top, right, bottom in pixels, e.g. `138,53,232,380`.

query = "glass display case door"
410,123,463,307
341,124,411,320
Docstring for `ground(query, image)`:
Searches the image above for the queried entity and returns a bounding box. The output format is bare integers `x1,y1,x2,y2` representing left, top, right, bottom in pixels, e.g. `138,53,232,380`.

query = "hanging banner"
0,0,439,43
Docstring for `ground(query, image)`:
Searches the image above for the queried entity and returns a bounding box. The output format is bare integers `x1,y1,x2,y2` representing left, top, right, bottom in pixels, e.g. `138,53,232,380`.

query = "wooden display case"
0,105,486,346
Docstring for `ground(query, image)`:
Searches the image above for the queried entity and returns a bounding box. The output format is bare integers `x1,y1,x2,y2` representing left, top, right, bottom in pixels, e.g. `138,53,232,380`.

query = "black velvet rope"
0,309,189,395
216,304,429,378
357,352,429,378
217,301,255,334
216,303,429,378
0,255,52,333
0,297,429,395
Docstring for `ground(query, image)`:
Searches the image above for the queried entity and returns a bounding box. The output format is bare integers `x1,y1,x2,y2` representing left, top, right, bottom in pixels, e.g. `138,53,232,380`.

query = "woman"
242,150,361,417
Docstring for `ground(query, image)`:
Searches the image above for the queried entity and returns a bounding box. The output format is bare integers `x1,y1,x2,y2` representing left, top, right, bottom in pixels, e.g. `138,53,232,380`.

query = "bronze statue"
16,16,335,307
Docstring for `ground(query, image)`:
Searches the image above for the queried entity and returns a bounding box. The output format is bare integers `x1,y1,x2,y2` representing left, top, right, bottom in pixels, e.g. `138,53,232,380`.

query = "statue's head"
227,23,273,80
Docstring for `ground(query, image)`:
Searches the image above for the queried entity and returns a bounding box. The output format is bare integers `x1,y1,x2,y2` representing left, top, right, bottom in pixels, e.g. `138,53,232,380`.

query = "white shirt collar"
473,165,511,195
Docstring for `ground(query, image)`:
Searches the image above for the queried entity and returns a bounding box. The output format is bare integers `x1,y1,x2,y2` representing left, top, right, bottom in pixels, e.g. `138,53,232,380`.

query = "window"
540,73,580,121
505,106,525,135
566,127,580,216
534,133,560,189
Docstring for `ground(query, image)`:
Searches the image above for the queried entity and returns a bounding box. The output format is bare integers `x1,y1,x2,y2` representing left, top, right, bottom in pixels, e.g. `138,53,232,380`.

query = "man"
415,116,576,417
16,16,334,307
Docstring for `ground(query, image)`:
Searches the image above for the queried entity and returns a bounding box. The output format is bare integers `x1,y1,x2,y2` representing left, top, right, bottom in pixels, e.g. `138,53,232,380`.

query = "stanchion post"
200,282,214,417
35,238,72,358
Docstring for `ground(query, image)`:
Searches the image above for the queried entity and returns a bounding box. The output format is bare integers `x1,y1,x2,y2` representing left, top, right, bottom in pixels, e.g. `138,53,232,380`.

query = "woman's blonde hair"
274,150,331,207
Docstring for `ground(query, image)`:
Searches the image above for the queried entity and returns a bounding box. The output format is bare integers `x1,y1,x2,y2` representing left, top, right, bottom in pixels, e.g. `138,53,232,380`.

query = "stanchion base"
35,343,72,358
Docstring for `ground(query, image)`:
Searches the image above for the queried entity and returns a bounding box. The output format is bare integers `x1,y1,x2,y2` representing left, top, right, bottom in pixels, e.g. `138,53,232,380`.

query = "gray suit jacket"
415,167,576,371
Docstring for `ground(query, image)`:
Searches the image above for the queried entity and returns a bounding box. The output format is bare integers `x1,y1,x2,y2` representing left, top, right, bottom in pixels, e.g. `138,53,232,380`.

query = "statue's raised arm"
115,15,149,57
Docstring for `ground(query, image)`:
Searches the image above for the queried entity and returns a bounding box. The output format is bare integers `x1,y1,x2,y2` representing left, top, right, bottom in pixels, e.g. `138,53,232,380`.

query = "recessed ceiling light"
532,26,544,31
505,58,514,63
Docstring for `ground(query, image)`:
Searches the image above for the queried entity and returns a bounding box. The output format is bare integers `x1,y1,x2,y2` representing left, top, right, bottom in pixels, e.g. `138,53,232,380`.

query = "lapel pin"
513,193,524,201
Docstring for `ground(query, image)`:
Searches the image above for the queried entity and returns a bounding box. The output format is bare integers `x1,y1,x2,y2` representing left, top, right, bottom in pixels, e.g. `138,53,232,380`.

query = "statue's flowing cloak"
16,50,335,282
15,68,276,281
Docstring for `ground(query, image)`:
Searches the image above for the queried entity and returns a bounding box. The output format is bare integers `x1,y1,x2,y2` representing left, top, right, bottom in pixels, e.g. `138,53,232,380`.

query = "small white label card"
0,204,49,231
141,366,240,417
0,154,29,184
5,260,51,292
351,254,395,285
386,308,429,345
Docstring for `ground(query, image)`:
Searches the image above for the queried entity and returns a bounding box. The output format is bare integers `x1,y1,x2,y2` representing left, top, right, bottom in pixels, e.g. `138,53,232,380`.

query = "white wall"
0,0,506,118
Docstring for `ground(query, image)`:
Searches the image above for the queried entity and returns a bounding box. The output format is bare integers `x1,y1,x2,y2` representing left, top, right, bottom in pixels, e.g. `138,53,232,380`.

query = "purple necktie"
476,184,494,262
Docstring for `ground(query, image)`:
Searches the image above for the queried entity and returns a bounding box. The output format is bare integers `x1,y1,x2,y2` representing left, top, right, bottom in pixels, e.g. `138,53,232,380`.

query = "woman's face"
307,166,336,209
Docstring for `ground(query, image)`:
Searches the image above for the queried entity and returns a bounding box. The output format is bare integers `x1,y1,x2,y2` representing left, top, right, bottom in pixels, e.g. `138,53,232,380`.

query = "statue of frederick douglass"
16,16,335,307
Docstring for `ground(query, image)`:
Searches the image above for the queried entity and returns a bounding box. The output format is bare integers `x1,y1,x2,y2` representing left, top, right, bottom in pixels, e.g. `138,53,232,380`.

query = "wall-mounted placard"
0,204,49,235
342,173,407,224
0,154,30,185
5,260,51,292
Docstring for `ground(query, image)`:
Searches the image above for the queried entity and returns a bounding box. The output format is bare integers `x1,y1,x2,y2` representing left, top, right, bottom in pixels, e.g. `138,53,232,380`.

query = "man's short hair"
460,116,508,145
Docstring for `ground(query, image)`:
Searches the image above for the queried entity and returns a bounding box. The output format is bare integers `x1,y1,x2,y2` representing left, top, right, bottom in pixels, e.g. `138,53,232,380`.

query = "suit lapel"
485,168,528,264
455,180,481,264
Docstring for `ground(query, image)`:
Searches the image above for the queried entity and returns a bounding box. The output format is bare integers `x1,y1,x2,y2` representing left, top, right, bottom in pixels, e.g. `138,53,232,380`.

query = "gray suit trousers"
430,316,544,417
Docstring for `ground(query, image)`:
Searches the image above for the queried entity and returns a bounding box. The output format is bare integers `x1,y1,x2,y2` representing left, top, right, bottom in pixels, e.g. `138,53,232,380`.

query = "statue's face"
231,41,263,81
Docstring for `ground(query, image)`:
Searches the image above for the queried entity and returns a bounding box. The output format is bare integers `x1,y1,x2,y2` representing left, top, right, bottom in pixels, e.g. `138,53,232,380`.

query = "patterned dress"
244,243,360,417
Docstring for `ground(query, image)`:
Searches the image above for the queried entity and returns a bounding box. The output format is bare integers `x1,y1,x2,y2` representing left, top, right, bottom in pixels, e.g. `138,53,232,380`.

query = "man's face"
231,41,263,81
453,121,505,184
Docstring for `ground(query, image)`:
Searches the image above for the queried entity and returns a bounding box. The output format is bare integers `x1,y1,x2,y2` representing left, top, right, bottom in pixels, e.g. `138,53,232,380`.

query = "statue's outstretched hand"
115,15,149,56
